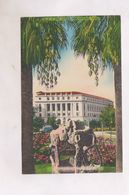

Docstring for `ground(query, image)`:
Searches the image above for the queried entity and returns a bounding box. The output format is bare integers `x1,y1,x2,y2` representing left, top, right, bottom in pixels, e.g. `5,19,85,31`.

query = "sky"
33,27,115,103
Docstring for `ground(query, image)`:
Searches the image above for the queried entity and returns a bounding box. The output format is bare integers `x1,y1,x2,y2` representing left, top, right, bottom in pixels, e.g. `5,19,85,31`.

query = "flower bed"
33,132,51,164
33,132,116,166
88,136,116,165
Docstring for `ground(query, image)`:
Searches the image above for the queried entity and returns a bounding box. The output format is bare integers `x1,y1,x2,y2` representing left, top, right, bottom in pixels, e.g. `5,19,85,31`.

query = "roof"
36,91,113,102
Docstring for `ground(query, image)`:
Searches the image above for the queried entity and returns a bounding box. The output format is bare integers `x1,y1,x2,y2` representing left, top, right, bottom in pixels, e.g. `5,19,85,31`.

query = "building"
34,91,113,124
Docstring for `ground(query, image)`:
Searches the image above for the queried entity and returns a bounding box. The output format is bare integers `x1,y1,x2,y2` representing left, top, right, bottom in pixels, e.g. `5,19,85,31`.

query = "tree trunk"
21,65,35,174
114,63,122,172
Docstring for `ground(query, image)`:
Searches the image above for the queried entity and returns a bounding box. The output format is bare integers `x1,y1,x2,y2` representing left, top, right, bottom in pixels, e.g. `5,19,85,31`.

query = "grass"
35,163,116,174
35,163,52,174
101,165,116,173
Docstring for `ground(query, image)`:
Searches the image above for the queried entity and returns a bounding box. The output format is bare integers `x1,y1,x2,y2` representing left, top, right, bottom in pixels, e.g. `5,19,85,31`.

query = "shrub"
94,127,115,131
87,136,116,165
33,116,44,132
33,132,51,164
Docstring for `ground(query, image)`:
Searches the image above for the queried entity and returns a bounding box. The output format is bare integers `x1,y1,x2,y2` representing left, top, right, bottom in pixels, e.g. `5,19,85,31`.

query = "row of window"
39,103,79,112
39,103,106,115
39,112,96,118
38,96,80,101
87,113,100,117
86,97,105,104
38,95,112,105
47,103,71,111
87,104,104,112
43,112,79,117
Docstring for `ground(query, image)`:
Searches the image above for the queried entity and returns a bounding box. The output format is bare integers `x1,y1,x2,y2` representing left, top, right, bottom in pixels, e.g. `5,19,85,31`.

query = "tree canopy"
71,16,121,85
21,16,121,87
33,115,45,132
100,106,115,128
21,17,68,88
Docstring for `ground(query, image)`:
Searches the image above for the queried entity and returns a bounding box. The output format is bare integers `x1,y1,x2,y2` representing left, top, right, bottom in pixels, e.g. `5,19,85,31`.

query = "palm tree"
21,17,67,173
70,16,122,172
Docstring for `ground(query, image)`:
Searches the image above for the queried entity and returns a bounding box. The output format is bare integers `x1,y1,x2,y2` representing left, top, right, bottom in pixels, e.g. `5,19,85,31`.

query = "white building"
34,91,113,124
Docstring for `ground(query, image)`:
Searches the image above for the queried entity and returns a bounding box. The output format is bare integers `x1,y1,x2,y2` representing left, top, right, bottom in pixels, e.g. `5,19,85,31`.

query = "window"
47,104,50,111
76,97,78,99
63,113,65,116
39,104,41,112
76,112,79,116
52,96,54,100
57,104,60,111
67,96,70,100
62,96,65,100
62,103,65,111
67,103,71,111
47,97,50,100
76,103,79,111
52,104,55,111
57,97,60,100
39,97,41,100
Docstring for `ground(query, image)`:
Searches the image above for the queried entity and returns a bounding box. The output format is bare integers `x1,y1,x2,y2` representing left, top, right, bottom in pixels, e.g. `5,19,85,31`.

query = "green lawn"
35,163,116,174
101,165,116,173
35,163,52,174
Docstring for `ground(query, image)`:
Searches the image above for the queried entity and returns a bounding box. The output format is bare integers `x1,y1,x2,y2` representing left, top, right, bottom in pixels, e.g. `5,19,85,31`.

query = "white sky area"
33,49,115,103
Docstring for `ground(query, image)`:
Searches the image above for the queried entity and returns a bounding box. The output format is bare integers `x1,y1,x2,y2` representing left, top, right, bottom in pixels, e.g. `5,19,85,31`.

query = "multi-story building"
34,91,113,124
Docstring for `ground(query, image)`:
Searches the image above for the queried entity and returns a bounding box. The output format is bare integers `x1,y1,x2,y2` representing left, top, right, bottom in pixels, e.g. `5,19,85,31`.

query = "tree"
71,16,122,172
100,106,115,129
21,17,67,173
75,120,85,130
89,120,101,129
47,116,58,129
33,116,44,132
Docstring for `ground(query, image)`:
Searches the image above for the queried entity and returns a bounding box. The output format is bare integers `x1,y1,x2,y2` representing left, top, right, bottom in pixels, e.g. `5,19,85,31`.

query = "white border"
0,0,129,195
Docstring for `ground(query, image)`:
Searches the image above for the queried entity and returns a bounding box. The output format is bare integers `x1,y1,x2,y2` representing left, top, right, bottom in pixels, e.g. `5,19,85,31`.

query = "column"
50,103,52,116
55,103,57,117
65,103,68,120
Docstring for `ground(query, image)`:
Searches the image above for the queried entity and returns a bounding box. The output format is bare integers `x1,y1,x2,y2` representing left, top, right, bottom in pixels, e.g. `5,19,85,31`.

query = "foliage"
33,132,51,164
33,132,116,170
21,17,68,88
75,120,85,130
33,116,44,132
88,136,116,165
47,116,59,129
97,136,116,165
94,127,115,131
21,16,121,87
71,16,121,85
89,119,101,129
100,106,115,128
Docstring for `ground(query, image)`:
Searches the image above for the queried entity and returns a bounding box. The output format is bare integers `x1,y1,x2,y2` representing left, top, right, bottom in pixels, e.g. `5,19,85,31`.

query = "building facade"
34,91,113,124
